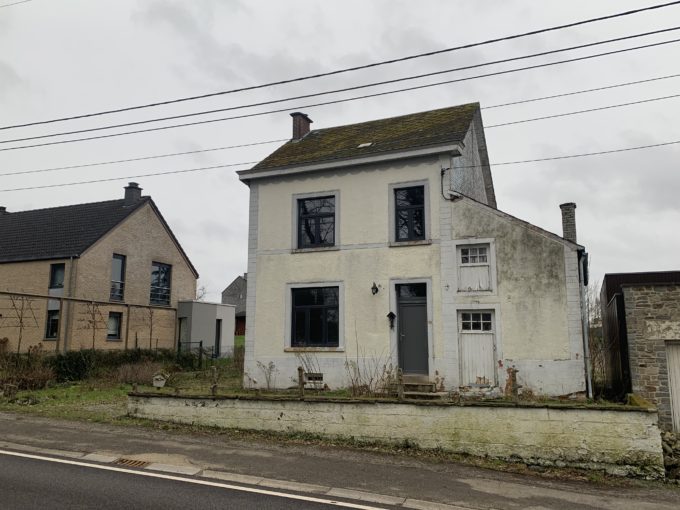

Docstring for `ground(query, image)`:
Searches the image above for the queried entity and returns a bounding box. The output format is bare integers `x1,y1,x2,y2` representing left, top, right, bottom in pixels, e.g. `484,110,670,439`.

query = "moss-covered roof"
252,103,480,170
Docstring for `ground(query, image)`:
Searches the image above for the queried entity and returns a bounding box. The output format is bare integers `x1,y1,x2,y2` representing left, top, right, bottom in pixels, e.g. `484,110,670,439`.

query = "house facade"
0,183,198,352
239,104,590,396
221,273,247,335
601,272,680,431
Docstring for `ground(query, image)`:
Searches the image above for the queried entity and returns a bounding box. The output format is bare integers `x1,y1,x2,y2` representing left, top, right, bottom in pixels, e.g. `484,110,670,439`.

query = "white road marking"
0,448,387,510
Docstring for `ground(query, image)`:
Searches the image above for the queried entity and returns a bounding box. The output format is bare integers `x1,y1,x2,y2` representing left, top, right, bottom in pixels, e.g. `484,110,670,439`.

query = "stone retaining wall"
128,394,664,478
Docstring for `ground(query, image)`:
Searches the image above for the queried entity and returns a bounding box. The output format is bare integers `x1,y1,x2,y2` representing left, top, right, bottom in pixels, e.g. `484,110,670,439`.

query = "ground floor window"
107,312,122,340
291,286,339,347
45,309,60,339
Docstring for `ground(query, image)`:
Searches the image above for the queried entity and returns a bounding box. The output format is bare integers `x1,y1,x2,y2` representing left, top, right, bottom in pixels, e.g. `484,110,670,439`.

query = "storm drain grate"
116,458,150,468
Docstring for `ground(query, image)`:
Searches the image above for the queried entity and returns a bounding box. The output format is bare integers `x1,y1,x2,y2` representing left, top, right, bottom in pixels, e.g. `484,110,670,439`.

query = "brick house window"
291,287,339,347
394,186,425,241
110,254,126,302
107,312,122,340
45,310,60,339
150,262,171,306
49,263,65,289
297,196,335,248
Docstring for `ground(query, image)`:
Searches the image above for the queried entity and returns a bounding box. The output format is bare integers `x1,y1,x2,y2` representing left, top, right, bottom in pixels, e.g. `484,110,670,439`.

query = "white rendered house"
238,104,590,396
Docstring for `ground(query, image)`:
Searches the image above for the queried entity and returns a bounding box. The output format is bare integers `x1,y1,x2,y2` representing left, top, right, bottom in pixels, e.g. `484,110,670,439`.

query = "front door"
397,283,428,375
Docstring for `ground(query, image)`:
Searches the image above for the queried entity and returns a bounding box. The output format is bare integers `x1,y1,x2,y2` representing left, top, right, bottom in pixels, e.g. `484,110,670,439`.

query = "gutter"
578,249,593,398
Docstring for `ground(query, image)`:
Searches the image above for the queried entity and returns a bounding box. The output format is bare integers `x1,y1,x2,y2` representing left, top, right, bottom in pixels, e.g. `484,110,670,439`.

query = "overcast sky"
1,0,679,301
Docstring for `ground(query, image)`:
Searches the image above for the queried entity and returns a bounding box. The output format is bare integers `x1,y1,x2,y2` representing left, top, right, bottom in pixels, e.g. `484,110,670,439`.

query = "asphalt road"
0,452,380,510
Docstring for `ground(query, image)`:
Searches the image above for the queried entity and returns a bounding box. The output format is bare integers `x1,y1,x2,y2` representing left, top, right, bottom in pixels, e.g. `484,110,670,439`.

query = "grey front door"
397,283,428,375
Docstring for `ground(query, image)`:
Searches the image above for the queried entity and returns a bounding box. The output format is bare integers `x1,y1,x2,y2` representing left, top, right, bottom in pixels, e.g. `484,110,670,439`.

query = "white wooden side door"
459,311,496,386
667,342,680,432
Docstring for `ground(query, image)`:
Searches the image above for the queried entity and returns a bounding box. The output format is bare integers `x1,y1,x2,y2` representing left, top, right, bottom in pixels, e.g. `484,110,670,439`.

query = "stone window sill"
389,239,432,248
292,246,340,254
284,347,344,353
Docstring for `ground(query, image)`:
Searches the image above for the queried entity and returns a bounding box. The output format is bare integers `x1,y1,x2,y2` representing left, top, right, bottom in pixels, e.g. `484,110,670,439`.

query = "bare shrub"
112,361,164,385
232,345,245,376
256,361,278,390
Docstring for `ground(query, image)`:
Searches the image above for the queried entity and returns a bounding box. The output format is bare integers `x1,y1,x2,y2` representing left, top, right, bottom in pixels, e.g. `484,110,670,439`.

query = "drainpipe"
64,256,78,352
578,250,593,398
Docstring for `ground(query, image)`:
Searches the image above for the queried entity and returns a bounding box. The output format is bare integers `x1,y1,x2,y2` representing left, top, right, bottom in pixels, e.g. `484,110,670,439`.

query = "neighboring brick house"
601,272,680,431
238,103,591,396
221,274,247,335
0,183,198,352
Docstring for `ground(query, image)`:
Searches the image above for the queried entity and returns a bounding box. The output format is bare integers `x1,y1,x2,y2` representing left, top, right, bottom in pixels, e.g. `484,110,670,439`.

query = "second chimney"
559,202,577,243
124,182,142,205
290,112,312,140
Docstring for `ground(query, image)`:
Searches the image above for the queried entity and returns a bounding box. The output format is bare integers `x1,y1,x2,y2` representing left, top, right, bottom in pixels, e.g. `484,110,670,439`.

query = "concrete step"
403,391,449,400
403,382,436,393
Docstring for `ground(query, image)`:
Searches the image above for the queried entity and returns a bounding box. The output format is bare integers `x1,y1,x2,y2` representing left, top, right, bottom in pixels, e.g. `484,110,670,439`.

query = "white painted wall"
247,158,444,388
129,395,664,479
440,199,586,395
244,128,586,394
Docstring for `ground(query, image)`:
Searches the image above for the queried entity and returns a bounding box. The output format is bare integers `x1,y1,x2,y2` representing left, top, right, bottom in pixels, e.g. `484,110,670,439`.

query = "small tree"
77,301,107,350
0,294,40,355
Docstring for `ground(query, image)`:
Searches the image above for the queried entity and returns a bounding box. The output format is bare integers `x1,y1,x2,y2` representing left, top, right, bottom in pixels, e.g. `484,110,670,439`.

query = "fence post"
297,366,305,399
199,340,203,370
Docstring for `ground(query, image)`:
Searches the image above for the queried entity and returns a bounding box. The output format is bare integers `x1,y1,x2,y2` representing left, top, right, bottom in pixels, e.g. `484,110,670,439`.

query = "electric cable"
2,138,679,193
2,1,679,130
2,36,679,153
3,26,678,145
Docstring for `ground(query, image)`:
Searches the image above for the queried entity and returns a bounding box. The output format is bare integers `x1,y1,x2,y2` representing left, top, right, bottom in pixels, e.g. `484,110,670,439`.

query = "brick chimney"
559,202,577,243
290,112,312,140
0,206,7,215
124,182,142,205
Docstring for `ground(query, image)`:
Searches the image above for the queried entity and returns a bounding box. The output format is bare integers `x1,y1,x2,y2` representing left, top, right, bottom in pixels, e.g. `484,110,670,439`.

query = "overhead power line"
0,139,286,177
2,1,679,131
0,162,258,193
2,138,679,193
485,93,680,128
3,26,678,146
3,72,679,179
3,36,679,153
483,72,680,109
0,0,32,8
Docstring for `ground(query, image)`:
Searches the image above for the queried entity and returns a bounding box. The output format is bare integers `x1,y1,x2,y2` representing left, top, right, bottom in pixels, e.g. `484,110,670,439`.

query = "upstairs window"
291,286,339,347
49,263,65,289
297,196,335,248
150,262,172,306
394,186,425,241
457,244,492,292
110,254,126,302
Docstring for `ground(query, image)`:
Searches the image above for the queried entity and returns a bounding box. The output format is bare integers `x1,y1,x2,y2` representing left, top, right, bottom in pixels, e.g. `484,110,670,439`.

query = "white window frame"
284,281,345,352
291,190,340,252
453,238,497,295
388,180,431,245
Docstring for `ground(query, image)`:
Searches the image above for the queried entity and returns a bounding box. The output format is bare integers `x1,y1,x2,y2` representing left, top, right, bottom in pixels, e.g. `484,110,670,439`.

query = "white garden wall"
128,395,663,478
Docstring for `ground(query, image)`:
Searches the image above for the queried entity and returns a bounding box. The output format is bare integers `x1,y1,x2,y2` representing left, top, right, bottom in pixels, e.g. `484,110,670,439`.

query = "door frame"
390,278,433,380
454,303,503,388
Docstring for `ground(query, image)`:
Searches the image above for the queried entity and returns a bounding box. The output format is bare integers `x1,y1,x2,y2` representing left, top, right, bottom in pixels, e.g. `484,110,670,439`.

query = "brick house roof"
0,197,198,277
252,103,480,171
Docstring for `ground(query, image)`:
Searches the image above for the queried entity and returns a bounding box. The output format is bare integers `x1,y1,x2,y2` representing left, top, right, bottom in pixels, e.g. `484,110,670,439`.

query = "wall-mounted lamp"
371,282,379,295
386,311,396,329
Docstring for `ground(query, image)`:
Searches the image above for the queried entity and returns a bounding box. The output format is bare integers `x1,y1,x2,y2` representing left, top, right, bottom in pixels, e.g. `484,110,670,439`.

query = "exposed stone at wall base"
128,394,664,479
